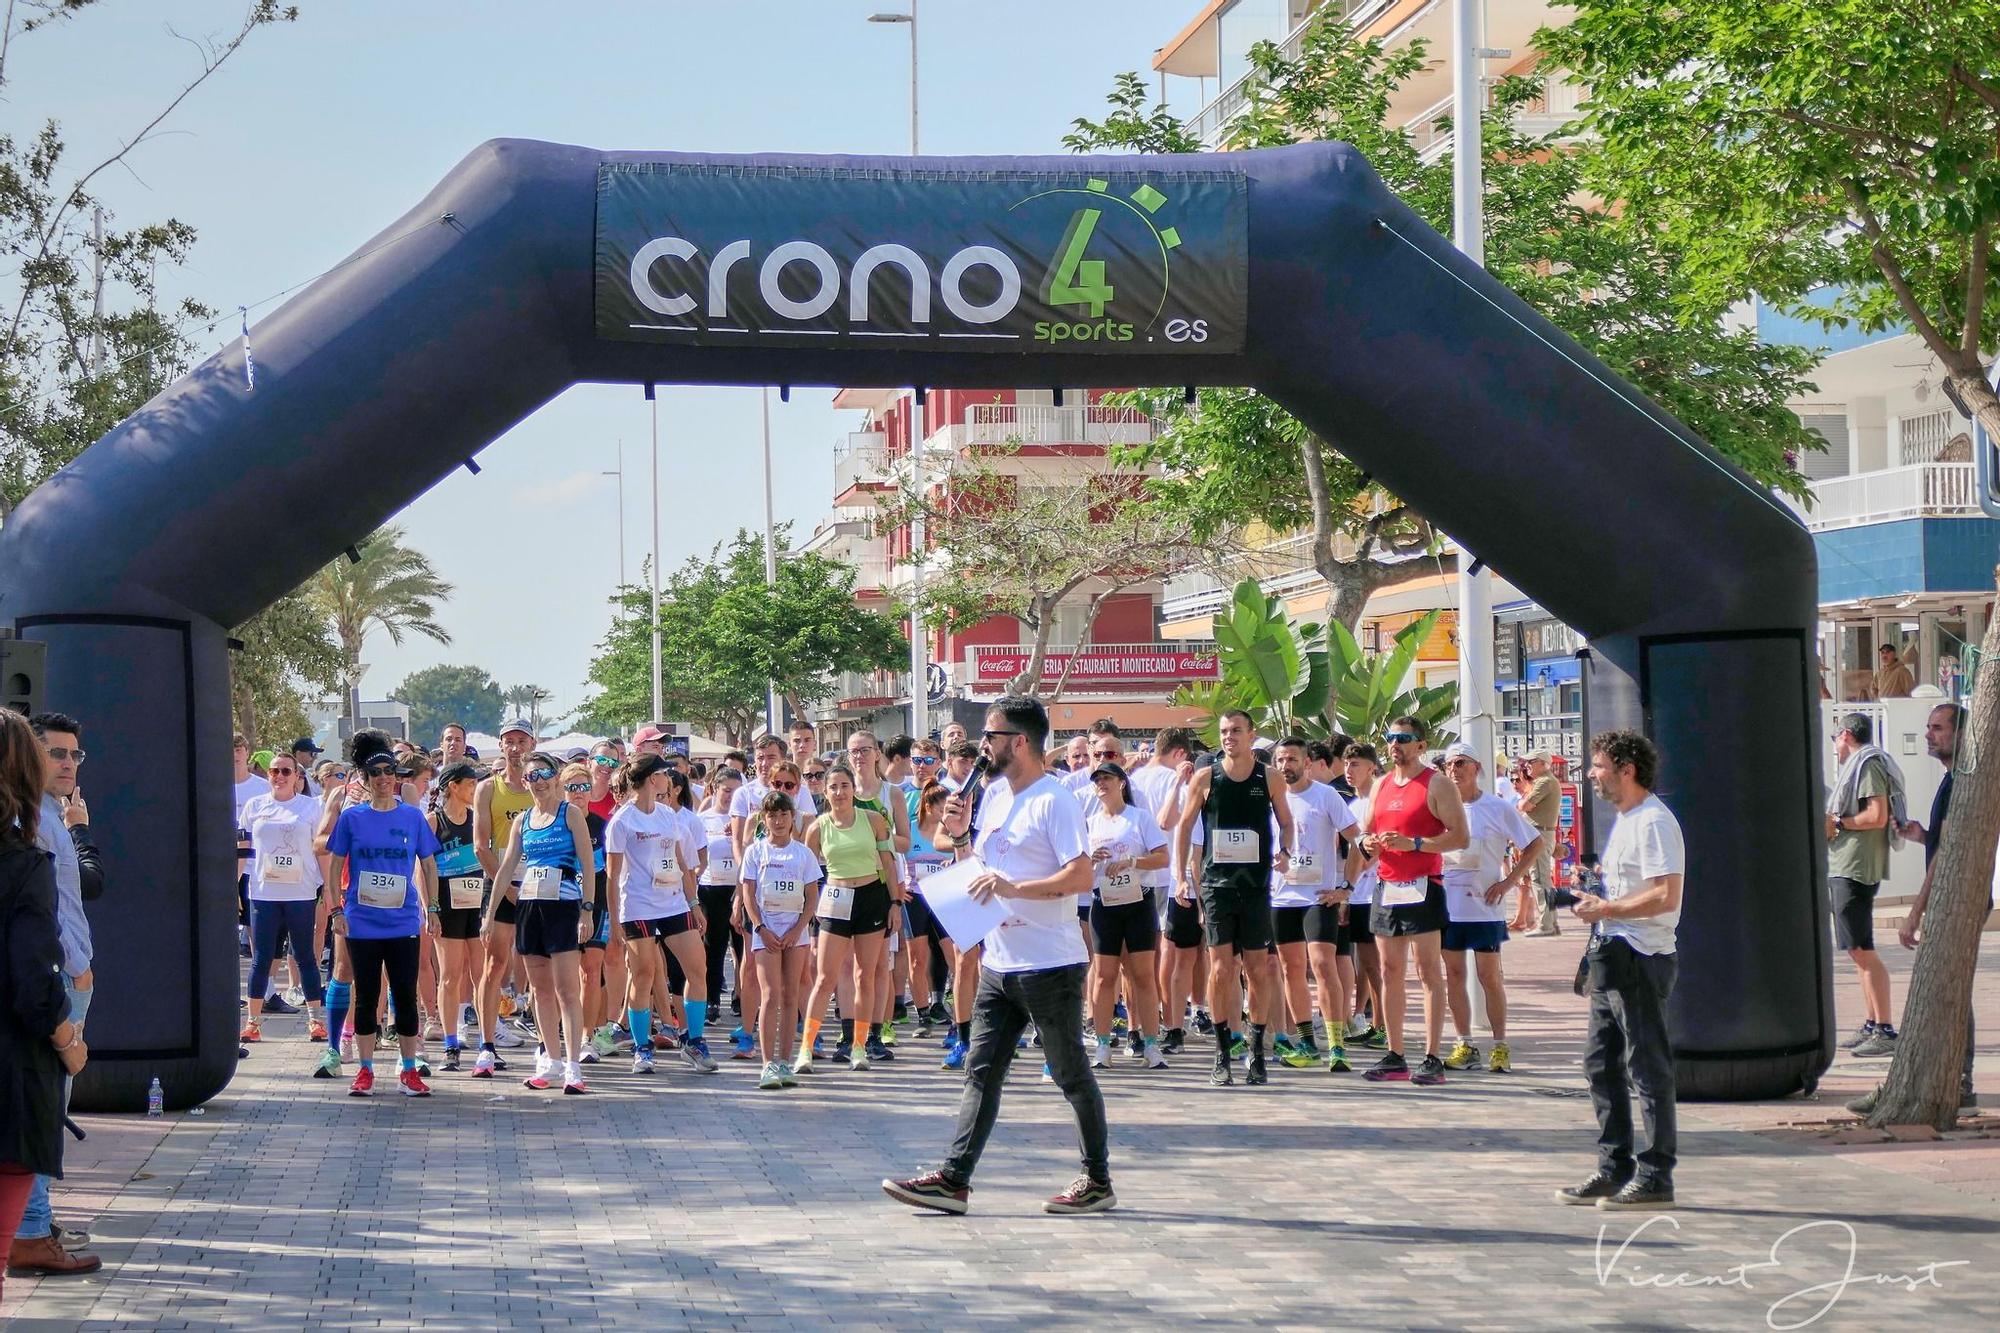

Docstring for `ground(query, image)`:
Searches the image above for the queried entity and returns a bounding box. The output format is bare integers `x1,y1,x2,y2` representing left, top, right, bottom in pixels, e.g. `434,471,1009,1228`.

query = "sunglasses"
804,771,826,781
1384,732,1419,745
525,767,557,783
771,780,799,791
1090,750,1119,760
362,762,398,777
325,769,350,781
45,747,86,763
912,756,938,767
982,728,1022,741
563,781,591,793
269,765,298,776
590,755,618,768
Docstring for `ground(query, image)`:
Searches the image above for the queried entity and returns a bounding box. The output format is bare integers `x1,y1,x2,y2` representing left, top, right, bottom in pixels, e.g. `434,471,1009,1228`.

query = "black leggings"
698,886,739,1003
346,935,420,1040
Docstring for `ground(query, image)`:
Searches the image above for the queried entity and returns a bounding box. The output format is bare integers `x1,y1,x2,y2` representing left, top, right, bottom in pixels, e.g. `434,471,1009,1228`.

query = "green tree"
1,1,299,512
502,683,557,738
581,531,907,745
1066,16,1820,631
391,664,503,744
229,588,341,750
1537,0,2000,1131
309,524,453,724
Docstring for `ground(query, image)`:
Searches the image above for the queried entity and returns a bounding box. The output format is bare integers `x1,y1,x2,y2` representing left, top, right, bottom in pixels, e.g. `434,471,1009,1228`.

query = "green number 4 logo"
1045,207,1115,318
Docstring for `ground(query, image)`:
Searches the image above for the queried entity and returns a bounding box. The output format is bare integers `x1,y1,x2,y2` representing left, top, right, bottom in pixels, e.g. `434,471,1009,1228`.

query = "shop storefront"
1495,608,1584,768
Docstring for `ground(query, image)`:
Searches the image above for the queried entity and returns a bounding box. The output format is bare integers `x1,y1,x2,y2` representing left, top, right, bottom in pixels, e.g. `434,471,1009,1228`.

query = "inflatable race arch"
0,141,1831,1109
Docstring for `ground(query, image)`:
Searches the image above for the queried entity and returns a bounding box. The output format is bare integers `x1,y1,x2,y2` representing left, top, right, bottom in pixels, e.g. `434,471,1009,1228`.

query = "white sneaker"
850,1048,871,1072
1090,1044,1110,1069
472,1049,496,1077
534,1051,554,1083
578,1047,599,1064
492,1024,525,1049
632,1049,655,1074
758,1061,784,1090
1144,1044,1169,1069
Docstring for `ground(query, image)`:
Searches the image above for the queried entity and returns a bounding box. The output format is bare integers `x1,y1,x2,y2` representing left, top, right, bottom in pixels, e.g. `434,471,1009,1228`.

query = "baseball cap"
1442,742,1480,766
633,723,670,745
1088,760,1129,782
290,737,323,755
499,717,535,739
564,746,588,762
1528,747,1556,763
250,749,275,772
437,759,489,787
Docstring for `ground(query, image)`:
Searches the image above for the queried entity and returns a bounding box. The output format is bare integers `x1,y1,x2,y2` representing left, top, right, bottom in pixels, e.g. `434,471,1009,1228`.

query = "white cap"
1441,742,1480,766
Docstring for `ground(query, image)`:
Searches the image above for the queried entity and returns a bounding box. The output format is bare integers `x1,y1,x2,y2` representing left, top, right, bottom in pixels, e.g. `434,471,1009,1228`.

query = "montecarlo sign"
594,163,1248,353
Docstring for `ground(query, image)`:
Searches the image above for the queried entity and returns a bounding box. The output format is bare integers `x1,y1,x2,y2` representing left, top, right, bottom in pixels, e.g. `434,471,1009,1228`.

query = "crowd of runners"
230,708,1557,1100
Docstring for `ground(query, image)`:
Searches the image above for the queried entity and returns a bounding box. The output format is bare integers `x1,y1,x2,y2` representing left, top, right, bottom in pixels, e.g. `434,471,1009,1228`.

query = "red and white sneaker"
348,1066,375,1097
522,1070,555,1090
471,1049,495,1078
308,1020,328,1043
562,1063,588,1095
399,1068,432,1097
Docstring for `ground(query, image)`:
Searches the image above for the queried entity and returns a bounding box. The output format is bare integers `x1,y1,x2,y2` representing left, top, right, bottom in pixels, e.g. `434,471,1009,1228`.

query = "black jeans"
346,935,421,1040
698,886,739,1005
1583,936,1678,1188
942,963,1107,1186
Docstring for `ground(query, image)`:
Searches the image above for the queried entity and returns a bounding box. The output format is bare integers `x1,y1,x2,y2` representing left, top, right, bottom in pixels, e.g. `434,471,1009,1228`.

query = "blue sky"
11,0,1200,723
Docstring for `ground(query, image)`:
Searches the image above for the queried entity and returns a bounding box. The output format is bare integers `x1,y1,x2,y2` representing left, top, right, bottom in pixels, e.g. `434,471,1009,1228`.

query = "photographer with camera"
1557,730,1685,1213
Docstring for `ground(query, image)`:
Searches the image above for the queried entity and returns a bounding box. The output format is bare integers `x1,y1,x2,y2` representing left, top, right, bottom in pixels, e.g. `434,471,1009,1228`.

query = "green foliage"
308,524,453,717
1174,580,1456,747
1539,0,2000,437
581,529,907,743
229,588,342,750
391,664,504,743
1072,3,1819,593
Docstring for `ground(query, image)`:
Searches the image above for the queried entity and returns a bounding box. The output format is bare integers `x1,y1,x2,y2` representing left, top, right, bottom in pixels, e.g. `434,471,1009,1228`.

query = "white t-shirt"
1125,764,1183,891
698,809,739,885
1271,781,1357,908
730,778,817,822
608,800,700,921
233,774,271,829
242,792,324,901
741,837,822,921
1062,766,1094,796
972,773,1091,974
1599,794,1685,956
1086,806,1167,903
675,805,709,881
1443,792,1540,924
1347,795,1377,905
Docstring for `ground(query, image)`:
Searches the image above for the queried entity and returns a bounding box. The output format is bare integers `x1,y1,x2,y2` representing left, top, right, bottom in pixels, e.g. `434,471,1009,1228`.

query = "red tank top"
1373,768,1446,883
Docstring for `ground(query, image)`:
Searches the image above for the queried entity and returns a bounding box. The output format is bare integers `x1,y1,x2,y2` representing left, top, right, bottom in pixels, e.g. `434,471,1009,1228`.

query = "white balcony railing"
833,669,908,708
1188,0,1397,143
1896,408,1968,466
833,430,890,495
1406,74,1586,164
1786,462,1981,531
951,403,1157,449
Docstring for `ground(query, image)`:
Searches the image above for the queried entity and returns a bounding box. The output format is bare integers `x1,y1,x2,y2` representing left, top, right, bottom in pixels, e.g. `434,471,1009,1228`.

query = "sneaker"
1090,1044,1110,1069
340,1034,357,1062
591,1025,620,1057
1161,1028,1186,1055
1357,1026,1387,1050
399,1068,431,1097
732,1032,757,1060
522,1068,555,1091
1143,1042,1169,1069
1245,1049,1268,1085
1210,1049,1234,1087
1556,1171,1631,1206
1488,1041,1513,1074
1279,1040,1321,1070
309,1020,328,1043
682,1039,720,1074
491,1024,525,1049
1043,1175,1117,1215
779,1061,798,1087
866,1036,894,1063
1326,1043,1351,1074
578,1047,599,1065
563,1064,588,1095
1362,1051,1410,1082
1840,1020,1878,1050
472,1050,496,1079
1040,1063,1054,1083
1129,1035,1148,1061
879,1022,898,1048
1192,1009,1215,1036
443,1047,462,1073
312,1048,341,1079
1845,1084,1881,1115
1229,1036,1248,1059
1273,1032,1298,1057
240,1022,262,1043
1029,1025,1043,1049
794,1049,817,1075
1411,1053,1448,1085
1598,1180,1675,1211
654,1027,683,1053
348,1066,375,1097
851,1047,872,1072
759,1061,785,1090
50,1222,92,1252
882,1171,970,1215
941,1039,967,1071
261,994,299,1016
632,1049,656,1075
422,1016,443,1040
1442,1039,1478,1070
414,1055,432,1078
1852,1028,1899,1058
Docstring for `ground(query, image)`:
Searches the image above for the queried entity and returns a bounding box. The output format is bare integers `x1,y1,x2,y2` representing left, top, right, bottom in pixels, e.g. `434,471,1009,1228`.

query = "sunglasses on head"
525,767,557,783
1384,732,1419,745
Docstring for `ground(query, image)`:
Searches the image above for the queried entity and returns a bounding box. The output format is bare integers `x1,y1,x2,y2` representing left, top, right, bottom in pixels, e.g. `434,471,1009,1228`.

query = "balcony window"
1217,0,1297,96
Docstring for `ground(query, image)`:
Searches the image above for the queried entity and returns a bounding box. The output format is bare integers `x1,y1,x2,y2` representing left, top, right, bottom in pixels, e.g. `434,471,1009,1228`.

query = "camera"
1547,853,1601,911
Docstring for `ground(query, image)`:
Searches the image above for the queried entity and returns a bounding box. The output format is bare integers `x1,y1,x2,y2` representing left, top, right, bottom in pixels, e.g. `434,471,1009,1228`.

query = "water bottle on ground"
147,1076,164,1118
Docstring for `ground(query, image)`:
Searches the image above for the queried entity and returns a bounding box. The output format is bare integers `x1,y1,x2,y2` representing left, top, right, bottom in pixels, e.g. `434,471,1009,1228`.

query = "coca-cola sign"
970,646,1219,685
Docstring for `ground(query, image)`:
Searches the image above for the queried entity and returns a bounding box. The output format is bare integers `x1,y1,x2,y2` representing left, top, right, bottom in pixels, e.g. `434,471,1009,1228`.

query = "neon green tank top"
489,776,534,849
816,810,882,880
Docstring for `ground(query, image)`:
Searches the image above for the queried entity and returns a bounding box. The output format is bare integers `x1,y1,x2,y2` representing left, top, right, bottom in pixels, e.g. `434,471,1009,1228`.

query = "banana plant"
1322,609,1459,748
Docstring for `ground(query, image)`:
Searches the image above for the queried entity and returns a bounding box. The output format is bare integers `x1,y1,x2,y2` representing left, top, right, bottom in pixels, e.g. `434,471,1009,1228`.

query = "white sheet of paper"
914,855,1011,951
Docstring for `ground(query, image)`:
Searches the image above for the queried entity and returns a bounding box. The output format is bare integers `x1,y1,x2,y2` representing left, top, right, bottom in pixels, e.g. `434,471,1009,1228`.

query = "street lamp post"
869,3,929,739
602,437,625,611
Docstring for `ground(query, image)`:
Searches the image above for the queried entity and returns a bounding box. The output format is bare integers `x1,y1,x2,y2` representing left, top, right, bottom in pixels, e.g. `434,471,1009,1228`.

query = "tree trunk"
1319,556,1390,636
1044,591,1110,703
1011,593,1062,697
1870,564,2000,1129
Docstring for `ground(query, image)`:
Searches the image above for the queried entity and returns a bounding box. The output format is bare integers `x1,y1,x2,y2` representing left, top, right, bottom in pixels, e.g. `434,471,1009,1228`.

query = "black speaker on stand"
0,629,47,717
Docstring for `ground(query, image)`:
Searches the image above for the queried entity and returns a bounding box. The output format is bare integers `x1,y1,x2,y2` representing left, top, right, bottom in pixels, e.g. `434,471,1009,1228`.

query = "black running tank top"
1201,758,1273,892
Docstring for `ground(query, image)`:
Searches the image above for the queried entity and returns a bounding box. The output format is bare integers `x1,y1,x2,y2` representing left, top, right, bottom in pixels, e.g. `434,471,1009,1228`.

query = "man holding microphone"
882,695,1112,1216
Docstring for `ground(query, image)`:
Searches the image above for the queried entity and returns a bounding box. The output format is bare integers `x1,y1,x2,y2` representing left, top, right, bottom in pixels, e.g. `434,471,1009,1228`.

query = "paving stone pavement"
8,944,2000,1330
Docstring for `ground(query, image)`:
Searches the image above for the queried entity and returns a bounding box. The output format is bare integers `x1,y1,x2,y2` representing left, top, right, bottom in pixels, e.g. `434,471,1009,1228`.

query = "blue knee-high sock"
326,981,352,1053
629,1007,652,1051
685,999,707,1037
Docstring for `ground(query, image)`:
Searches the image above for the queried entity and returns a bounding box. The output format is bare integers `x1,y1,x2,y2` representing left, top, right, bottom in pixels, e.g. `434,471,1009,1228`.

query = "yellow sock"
803,1017,823,1050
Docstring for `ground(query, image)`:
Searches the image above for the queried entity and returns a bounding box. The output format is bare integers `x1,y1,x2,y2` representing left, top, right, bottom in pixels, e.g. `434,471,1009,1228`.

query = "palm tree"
503,683,554,737
311,524,453,728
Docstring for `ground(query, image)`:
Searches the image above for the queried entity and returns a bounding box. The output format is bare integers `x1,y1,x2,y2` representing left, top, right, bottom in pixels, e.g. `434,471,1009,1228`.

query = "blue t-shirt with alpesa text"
329,800,441,938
